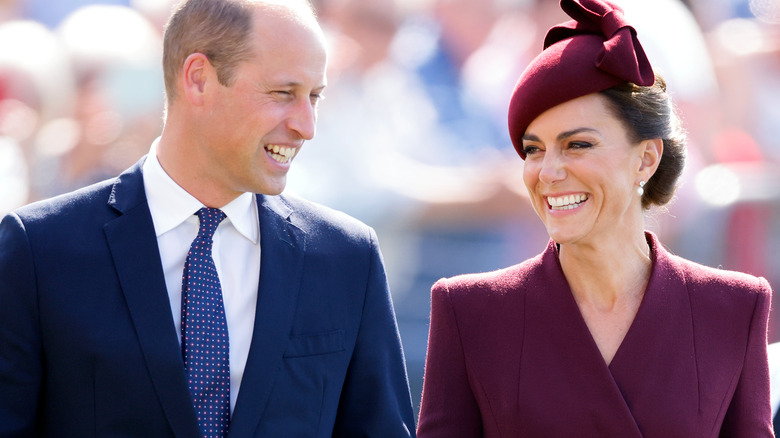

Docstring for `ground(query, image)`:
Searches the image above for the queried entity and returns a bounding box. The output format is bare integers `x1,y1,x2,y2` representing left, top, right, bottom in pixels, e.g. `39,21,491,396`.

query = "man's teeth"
547,194,588,210
265,145,296,163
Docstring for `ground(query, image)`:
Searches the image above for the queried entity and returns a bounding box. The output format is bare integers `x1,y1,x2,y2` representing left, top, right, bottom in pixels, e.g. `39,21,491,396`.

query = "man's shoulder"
274,192,372,233
13,177,118,226
12,158,147,228
267,192,377,251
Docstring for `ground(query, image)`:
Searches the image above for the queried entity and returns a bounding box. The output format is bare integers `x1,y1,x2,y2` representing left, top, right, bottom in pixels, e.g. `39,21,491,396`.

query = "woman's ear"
638,138,663,181
181,53,212,106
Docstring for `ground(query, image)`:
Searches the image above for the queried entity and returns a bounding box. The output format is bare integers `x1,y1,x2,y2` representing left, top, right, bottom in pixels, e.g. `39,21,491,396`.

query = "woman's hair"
600,74,687,209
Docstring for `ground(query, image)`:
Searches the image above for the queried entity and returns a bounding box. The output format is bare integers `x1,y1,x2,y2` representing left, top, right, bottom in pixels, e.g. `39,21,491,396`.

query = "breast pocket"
283,329,345,358
263,329,348,434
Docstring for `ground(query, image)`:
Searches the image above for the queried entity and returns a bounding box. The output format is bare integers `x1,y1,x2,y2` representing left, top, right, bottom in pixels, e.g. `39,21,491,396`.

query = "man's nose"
287,98,316,141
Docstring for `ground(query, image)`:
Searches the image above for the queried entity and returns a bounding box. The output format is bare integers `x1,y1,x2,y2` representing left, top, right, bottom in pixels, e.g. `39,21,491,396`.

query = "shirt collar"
142,138,259,244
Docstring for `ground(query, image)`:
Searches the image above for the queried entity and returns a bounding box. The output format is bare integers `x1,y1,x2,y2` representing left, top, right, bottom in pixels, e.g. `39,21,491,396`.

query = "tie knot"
195,207,226,239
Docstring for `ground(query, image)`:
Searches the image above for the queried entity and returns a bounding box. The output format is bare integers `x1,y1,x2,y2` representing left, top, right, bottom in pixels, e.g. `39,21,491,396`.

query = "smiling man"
0,0,416,436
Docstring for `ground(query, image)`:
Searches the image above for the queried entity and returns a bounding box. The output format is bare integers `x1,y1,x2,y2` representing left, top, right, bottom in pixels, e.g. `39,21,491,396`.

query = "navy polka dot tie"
181,208,230,437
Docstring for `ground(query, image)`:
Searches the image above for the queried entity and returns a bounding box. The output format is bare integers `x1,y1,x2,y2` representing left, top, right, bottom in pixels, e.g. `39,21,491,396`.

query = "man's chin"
252,178,287,196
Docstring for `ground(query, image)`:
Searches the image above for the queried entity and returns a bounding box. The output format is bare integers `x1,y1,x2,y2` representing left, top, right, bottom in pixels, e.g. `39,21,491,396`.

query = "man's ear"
638,138,663,182
181,53,212,106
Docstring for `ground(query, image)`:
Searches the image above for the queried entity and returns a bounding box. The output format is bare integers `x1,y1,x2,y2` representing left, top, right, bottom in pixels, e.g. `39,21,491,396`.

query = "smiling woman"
520,92,661,248
416,0,775,437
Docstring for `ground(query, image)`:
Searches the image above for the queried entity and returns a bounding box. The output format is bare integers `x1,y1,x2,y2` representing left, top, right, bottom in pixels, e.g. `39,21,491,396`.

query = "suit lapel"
228,195,306,436
103,160,202,438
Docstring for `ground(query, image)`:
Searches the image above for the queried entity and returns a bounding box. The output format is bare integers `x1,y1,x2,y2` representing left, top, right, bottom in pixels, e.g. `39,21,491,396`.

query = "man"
0,0,416,436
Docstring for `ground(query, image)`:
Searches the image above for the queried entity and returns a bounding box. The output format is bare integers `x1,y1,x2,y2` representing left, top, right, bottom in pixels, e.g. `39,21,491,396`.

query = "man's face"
203,8,327,198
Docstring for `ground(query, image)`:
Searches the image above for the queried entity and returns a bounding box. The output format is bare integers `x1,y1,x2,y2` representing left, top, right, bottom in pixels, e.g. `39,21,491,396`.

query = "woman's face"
521,93,645,246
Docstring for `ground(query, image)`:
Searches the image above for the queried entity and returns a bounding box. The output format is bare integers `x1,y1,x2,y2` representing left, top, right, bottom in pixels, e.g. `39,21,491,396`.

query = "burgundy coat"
417,232,773,437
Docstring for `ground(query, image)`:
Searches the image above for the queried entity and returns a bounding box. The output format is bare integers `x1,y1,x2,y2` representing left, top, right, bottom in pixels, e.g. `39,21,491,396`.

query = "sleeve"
0,213,43,436
416,279,483,437
720,277,775,437
332,228,417,437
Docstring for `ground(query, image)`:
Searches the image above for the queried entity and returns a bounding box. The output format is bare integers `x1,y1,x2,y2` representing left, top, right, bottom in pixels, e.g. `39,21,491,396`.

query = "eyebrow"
522,127,600,143
276,80,327,90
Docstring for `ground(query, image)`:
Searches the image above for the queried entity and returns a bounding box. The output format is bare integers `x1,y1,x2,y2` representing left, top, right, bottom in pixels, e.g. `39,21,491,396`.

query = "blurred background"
1,0,779,418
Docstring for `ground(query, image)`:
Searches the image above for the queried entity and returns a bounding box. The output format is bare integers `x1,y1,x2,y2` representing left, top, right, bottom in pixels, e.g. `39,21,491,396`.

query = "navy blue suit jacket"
0,159,416,437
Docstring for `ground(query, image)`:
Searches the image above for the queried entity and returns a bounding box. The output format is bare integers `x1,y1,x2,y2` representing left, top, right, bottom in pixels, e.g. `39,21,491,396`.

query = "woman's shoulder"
428,254,546,339
646,231,771,305
665,250,771,298
657,250,772,330
432,250,547,302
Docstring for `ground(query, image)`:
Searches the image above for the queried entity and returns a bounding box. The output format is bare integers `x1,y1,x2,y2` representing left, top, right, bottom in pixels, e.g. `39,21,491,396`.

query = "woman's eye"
569,141,592,149
522,145,540,156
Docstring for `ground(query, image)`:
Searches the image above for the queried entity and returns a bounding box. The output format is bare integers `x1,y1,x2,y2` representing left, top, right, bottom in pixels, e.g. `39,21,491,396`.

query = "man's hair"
162,0,317,105
163,0,254,104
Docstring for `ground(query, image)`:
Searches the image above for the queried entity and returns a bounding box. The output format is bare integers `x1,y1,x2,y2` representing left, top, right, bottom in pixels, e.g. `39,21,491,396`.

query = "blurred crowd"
1,0,779,414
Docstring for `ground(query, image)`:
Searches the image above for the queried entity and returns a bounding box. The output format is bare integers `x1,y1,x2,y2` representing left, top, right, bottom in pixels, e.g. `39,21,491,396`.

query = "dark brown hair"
600,74,687,209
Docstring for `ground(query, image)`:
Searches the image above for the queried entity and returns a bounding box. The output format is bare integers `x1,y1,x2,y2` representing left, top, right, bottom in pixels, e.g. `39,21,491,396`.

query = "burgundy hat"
508,0,654,159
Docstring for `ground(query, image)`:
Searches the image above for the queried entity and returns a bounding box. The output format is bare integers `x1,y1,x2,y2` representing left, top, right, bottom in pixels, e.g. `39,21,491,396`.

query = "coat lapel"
607,232,699,435
518,240,643,436
519,233,700,436
103,160,202,438
228,194,306,436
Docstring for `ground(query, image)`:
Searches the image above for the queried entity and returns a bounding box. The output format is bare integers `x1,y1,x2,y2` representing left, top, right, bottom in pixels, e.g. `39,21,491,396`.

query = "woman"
416,0,774,436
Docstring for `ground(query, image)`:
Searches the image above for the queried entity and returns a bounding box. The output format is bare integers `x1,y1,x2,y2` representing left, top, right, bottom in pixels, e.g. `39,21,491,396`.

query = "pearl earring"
637,181,645,197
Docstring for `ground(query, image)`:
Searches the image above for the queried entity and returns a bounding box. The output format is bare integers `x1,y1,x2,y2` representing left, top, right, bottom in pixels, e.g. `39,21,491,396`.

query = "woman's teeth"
265,144,296,163
547,194,588,210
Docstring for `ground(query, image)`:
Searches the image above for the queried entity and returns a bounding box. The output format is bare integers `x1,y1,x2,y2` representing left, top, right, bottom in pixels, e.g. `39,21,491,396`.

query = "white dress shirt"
142,139,260,414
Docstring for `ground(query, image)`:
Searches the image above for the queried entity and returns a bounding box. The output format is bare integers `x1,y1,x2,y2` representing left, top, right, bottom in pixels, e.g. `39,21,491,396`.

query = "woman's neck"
558,231,653,311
